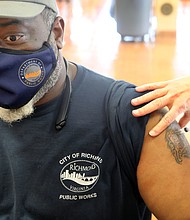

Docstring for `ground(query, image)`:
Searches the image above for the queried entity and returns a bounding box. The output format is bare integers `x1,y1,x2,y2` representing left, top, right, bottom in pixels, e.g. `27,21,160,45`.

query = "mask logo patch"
19,58,45,87
60,160,100,193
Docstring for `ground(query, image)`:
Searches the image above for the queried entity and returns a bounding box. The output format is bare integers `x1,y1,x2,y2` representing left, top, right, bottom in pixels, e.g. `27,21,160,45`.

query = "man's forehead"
0,16,43,28
0,19,23,27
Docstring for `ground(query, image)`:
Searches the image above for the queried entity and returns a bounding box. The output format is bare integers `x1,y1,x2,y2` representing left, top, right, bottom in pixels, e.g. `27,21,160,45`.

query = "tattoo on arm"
165,127,190,164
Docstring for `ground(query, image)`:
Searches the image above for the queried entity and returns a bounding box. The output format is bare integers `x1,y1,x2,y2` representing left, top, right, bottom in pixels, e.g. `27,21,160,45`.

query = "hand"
131,76,190,136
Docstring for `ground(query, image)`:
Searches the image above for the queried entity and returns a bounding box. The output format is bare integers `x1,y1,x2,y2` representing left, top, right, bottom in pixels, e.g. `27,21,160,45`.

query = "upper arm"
137,108,190,220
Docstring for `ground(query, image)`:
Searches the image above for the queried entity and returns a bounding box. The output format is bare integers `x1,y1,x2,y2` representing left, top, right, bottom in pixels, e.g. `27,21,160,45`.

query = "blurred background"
57,0,190,85
56,0,190,86
56,1,190,218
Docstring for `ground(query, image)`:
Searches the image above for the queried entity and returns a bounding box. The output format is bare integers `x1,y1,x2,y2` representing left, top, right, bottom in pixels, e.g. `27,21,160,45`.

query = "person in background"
0,1,190,220
131,76,190,136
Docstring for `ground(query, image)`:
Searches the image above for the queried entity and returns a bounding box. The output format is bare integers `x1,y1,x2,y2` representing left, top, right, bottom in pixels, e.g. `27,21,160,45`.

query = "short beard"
0,99,35,124
0,33,63,124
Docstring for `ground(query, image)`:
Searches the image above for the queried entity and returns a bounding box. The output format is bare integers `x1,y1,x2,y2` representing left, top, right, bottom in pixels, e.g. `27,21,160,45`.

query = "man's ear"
52,16,65,49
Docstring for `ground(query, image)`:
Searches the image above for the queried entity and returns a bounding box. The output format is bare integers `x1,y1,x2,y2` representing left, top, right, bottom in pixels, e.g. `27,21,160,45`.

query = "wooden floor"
56,1,190,219
57,0,190,86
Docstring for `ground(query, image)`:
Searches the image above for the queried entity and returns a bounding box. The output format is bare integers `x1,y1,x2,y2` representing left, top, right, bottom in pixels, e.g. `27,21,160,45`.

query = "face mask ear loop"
45,17,60,64
42,14,57,47
46,15,57,41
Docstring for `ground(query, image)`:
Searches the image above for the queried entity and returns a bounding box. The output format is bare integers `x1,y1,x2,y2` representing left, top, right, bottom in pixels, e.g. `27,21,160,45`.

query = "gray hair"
41,7,57,30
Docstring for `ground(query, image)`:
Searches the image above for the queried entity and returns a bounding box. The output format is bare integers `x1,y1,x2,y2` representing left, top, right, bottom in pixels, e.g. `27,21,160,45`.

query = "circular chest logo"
19,58,45,87
60,160,100,193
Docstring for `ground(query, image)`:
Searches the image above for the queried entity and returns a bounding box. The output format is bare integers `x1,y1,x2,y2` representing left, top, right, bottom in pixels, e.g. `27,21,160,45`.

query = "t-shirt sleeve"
117,83,150,165
105,80,150,194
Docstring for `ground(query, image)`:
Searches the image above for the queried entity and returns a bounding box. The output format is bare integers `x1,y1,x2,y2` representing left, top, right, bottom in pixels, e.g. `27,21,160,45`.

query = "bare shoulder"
137,108,190,220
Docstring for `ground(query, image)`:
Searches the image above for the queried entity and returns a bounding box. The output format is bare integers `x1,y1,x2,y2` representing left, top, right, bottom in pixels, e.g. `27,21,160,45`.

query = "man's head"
0,0,65,123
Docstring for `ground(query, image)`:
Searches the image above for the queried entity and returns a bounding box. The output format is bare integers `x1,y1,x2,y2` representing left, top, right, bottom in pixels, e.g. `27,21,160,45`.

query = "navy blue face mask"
0,42,57,109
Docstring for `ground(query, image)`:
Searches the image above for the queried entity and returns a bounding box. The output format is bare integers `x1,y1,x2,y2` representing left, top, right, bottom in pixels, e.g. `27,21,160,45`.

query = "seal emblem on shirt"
60,159,100,193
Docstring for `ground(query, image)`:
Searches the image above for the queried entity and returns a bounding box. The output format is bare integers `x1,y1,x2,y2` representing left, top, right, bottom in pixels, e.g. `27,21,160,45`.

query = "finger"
135,81,168,92
132,89,167,106
132,96,168,117
179,111,190,128
149,108,179,136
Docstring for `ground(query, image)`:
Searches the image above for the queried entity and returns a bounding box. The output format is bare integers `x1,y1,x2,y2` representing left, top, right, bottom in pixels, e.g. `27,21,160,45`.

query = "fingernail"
132,110,138,115
149,130,156,136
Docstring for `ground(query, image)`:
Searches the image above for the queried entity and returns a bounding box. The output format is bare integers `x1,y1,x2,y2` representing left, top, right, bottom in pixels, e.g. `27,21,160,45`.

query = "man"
0,1,190,219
